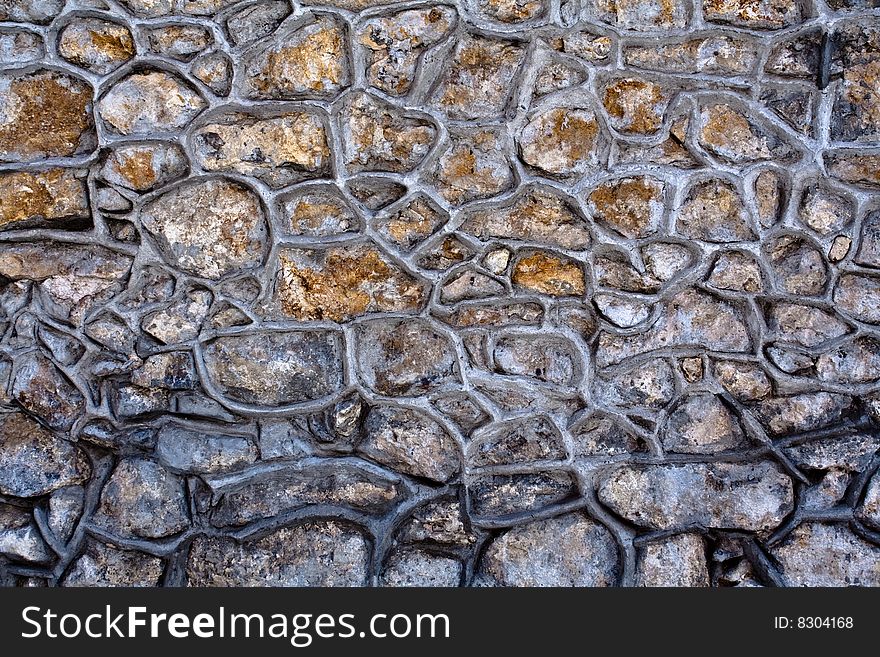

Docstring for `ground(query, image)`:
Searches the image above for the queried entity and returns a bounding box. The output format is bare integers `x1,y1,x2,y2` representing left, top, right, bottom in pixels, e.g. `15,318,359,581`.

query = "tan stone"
434,128,514,205
677,179,755,242
519,107,604,176
512,252,586,296
602,77,666,135
359,7,456,96
703,0,801,30
279,187,360,237
275,244,428,322
476,0,548,22
191,52,232,96
100,142,187,192
624,35,757,75
341,93,436,174
145,24,212,61
462,187,590,249
58,18,135,74
698,103,793,163
0,169,88,231
374,195,447,250
243,16,348,100
0,69,95,162
588,176,665,239
825,151,880,189
432,34,526,120
193,110,330,188
592,0,689,30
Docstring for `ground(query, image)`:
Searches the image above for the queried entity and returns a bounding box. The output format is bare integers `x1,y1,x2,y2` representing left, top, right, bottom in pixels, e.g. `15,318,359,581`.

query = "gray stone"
156,424,258,474
636,534,709,587
468,416,567,467
772,523,880,586
381,549,461,587
62,541,164,587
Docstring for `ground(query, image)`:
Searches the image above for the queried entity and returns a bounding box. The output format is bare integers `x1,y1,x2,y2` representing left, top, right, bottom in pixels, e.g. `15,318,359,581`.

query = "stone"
766,302,849,348
595,360,675,410
242,16,349,100
0,69,95,162
765,29,821,78
57,18,135,74
381,549,461,587
191,52,233,96
533,59,586,97
358,406,459,482
596,289,751,366
156,424,257,474
374,195,447,250
754,393,852,436
589,0,688,30
131,352,196,390
355,319,458,396
594,294,651,328
782,434,880,473
570,413,646,457
468,471,577,518
48,486,83,543
112,384,170,418
439,301,544,328
274,244,427,322
468,416,566,467
816,337,880,384
713,360,772,401
855,210,880,268
829,236,851,262
440,269,505,304
202,330,344,406
772,523,880,586
588,176,665,239
341,93,436,174
624,35,757,75
208,463,402,526
662,394,747,454
0,412,90,497
142,288,212,344
12,354,85,432
192,110,330,188
834,274,880,324
484,248,511,274
556,30,613,62
825,150,880,189
477,513,618,586
359,7,457,96
641,242,695,281
461,187,590,249
140,178,268,280
347,177,407,210
398,498,474,546
432,34,526,120
764,235,827,296
859,470,880,529
492,334,579,385
62,541,164,587
225,0,290,46
831,25,880,143
0,0,65,23
598,461,793,531
512,252,586,296
707,251,764,292
760,86,816,137
279,186,361,237
93,458,189,539
0,28,44,65
0,169,89,231
636,534,709,587
98,71,205,135
519,107,605,176
698,103,794,164
702,0,801,30
100,142,187,192
433,127,514,205
754,169,783,227
602,77,667,136
186,521,369,586
676,179,754,242
0,504,52,563
418,236,475,271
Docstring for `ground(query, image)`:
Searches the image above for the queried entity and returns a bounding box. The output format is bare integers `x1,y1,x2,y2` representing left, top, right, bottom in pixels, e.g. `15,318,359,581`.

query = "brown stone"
588,176,665,239
702,0,801,30
698,103,794,164
434,128,514,205
624,35,757,75
519,107,604,176
461,187,591,249
602,77,667,135
341,93,436,174
100,142,187,192
512,252,586,296
374,195,447,250
242,16,349,100
57,18,135,74
0,169,88,231
274,243,428,322
145,24,212,61
431,34,526,120
0,69,95,162
193,110,330,188
279,186,361,237
825,150,880,189
477,0,549,22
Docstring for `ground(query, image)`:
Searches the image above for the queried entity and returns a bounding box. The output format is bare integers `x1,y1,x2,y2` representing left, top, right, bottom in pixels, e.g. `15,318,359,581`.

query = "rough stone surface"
2,0,879,590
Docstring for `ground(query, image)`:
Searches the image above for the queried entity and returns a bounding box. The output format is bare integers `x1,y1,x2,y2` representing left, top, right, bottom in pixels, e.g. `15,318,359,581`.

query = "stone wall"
1,0,880,587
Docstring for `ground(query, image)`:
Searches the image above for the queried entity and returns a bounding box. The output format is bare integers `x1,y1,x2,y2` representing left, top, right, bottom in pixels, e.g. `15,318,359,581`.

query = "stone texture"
100,142,187,192
98,71,205,136
588,176,665,239
636,534,709,587
772,523,880,587
519,107,605,176
62,541,164,587
58,18,135,74
186,521,369,586
477,514,618,586
0,169,88,231
433,127,514,205
598,462,794,531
